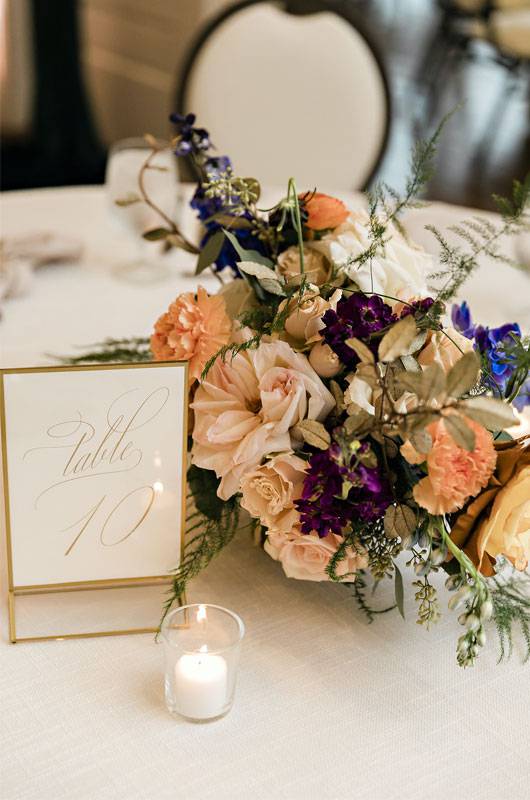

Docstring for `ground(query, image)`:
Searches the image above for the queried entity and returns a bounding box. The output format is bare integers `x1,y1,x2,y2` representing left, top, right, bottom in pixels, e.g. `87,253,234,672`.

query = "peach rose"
401,416,497,514
451,438,530,575
277,246,330,286
151,286,231,383
417,328,474,373
301,192,349,231
192,338,334,499
265,529,368,582
240,452,307,533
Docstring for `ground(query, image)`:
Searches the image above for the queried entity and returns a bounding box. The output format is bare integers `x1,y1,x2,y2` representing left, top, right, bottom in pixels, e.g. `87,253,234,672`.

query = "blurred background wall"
1,0,528,208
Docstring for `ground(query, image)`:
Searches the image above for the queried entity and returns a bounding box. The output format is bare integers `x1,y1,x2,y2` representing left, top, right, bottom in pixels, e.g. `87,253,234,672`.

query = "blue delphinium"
451,302,526,402
169,113,211,157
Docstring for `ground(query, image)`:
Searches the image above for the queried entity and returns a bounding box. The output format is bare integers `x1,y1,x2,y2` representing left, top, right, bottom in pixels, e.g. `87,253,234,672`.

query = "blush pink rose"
191,338,334,499
239,452,307,533
151,286,231,383
401,416,497,514
265,529,368,582
417,328,474,373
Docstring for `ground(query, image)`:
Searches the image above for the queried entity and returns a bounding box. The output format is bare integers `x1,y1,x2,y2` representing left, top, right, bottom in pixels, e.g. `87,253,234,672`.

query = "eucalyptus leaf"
208,213,253,230
409,427,432,455
294,419,331,450
460,396,518,430
423,363,446,403
260,277,286,296
446,351,480,397
443,413,476,451
223,228,274,268
237,260,276,280
142,227,171,241
115,192,141,207
345,337,375,364
394,564,405,620
378,315,418,362
401,355,421,373
195,229,225,274
384,504,417,539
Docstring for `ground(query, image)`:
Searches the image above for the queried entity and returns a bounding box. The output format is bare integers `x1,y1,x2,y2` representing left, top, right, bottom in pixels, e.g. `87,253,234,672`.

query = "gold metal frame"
0,361,189,642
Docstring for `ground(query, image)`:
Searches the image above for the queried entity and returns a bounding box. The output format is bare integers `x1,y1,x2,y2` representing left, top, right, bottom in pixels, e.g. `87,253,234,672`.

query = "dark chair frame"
174,0,392,191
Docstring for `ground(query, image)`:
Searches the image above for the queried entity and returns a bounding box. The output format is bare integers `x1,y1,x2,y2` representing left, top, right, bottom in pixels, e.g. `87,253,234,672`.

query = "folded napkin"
0,232,83,303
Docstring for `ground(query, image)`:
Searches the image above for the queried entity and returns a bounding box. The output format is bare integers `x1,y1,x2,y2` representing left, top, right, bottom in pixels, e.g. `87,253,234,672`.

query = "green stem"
288,177,305,275
436,516,486,591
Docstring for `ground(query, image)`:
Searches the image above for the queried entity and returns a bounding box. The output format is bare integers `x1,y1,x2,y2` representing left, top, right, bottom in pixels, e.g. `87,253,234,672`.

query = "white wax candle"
174,648,228,720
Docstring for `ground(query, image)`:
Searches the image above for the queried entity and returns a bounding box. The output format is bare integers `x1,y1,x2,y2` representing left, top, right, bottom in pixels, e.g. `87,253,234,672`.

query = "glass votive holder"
161,603,245,722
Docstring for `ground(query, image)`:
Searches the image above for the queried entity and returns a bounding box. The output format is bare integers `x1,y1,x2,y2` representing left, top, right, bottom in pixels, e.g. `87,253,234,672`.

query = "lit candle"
174,644,228,720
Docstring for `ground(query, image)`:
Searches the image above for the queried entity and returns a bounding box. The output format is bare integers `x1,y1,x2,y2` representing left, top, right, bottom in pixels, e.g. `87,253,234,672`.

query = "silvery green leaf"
443,413,476,451
446,351,480,398
345,337,375,364
384,504,417,539
460,396,518,430
196,229,224,274
294,419,331,450
378,315,418,362
394,564,405,620
223,228,274,267
115,192,141,207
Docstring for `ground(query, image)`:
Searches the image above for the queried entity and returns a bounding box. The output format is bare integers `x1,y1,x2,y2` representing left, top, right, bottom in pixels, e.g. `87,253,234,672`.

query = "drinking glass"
105,138,178,283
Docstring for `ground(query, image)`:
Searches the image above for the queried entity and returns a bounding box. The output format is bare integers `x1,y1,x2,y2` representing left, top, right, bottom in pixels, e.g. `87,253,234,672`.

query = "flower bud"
465,613,481,632
480,599,493,621
309,341,341,378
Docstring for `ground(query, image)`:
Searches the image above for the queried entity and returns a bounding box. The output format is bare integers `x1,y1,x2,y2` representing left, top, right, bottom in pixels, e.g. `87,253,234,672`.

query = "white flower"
312,211,432,306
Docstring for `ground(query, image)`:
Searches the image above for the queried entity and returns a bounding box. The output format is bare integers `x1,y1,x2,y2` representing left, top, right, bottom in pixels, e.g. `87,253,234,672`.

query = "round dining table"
1,186,530,800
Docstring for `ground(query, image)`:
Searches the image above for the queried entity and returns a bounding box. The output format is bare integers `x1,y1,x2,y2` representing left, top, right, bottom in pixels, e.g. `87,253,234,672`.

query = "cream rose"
417,328,474,373
312,211,431,305
265,529,368,582
277,245,330,286
281,288,342,343
240,452,306,533
477,465,530,572
192,338,334,499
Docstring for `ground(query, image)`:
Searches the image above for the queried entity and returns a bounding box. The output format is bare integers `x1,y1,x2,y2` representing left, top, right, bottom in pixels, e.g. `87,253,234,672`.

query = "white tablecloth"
1,187,529,800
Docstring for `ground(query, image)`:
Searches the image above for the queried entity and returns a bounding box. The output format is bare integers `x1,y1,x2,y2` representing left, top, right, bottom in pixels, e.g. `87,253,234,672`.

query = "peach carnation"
401,416,497,514
150,287,231,383
301,192,349,231
265,529,368,582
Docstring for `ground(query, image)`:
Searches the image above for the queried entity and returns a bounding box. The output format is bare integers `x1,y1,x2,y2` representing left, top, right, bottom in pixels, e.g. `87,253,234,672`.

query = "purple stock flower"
400,297,435,318
295,442,391,538
321,293,396,367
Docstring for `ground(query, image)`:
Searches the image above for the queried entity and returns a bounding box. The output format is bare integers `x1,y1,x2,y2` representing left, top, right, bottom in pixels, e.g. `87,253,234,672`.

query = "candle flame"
197,604,207,623
153,481,164,494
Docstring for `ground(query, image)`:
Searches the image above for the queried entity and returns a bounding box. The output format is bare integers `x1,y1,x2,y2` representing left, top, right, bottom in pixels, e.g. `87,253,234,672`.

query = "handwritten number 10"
61,486,155,556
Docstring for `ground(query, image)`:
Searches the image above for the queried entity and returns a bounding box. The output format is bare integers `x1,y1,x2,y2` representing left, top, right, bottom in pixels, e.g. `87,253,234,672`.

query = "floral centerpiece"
78,113,530,667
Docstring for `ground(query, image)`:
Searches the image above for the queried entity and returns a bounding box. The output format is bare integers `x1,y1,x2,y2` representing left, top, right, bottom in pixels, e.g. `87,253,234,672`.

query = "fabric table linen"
1,186,530,800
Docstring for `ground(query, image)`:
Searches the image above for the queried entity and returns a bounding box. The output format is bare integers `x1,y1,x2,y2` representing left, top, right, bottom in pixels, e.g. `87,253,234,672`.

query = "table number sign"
0,362,188,642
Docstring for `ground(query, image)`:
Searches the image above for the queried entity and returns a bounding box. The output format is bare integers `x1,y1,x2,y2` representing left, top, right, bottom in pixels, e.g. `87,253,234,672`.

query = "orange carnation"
301,192,348,231
401,416,497,515
150,286,231,384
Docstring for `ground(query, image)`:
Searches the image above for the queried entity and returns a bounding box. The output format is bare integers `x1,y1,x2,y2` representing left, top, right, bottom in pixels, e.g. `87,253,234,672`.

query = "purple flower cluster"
170,113,211,157
295,443,391,538
399,297,435,318
321,293,396,367
451,301,528,408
